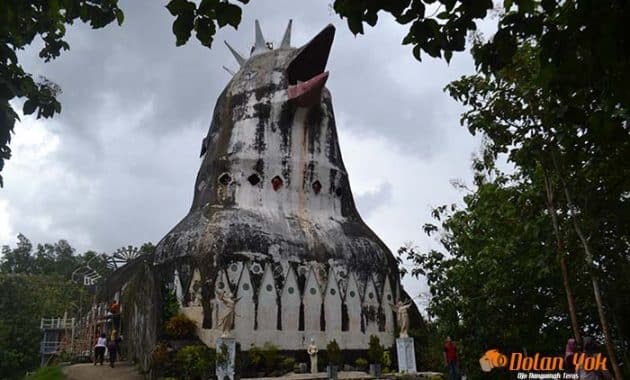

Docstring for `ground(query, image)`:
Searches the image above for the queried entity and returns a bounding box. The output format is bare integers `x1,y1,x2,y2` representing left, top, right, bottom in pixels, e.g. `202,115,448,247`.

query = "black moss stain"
278,102,295,151
253,102,270,153
306,104,324,154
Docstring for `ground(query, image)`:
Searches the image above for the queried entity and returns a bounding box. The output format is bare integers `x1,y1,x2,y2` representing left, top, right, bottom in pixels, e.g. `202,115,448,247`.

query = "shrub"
174,345,216,380
151,342,171,370
262,342,280,372
280,356,296,373
368,335,384,364
165,313,197,339
355,357,368,370
247,342,281,375
326,339,342,366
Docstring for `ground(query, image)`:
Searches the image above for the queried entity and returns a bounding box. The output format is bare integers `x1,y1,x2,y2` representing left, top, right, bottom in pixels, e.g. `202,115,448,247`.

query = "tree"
400,165,574,379
445,40,628,378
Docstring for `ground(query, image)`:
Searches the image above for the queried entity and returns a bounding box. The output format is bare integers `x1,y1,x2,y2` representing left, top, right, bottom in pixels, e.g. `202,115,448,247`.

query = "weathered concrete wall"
121,258,160,373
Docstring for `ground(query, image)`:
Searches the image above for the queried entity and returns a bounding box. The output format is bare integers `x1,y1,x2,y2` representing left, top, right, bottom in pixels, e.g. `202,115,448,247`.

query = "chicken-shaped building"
154,20,416,351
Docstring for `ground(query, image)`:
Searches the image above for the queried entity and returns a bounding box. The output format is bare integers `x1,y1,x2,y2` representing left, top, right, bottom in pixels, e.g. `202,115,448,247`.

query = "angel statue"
390,299,412,338
216,291,240,337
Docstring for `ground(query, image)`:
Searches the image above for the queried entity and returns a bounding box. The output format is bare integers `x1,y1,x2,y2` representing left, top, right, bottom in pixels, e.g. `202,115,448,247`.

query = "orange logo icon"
479,349,508,372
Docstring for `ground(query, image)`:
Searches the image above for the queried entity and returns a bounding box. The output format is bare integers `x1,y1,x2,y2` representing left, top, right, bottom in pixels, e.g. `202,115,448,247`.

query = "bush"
165,314,197,339
326,339,342,366
280,356,296,373
174,345,216,380
368,335,384,364
151,342,171,370
27,366,65,380
355,357,368,370
246,342,281,375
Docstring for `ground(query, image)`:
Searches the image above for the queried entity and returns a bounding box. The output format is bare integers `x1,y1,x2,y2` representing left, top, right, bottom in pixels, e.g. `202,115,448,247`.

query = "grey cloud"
355,182,393,219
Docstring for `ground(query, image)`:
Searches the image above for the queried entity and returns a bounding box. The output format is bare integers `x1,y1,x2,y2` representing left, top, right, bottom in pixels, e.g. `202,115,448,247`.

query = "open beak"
287,24,335,107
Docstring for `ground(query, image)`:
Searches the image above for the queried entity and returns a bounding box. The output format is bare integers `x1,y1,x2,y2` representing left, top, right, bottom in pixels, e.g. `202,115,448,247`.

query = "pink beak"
288,71,329,107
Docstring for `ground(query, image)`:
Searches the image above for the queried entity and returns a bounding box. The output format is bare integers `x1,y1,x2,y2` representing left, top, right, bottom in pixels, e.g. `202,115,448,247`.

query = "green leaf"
166,0,193,16
23,99,37,115
215,2,241,28
115,9,124,25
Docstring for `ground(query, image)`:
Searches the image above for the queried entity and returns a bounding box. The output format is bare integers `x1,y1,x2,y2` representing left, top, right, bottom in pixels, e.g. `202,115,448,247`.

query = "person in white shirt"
94,333,107,366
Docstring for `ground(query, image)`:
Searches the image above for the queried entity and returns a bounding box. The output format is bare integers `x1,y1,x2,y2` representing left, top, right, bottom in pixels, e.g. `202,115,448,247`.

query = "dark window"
312,180,322,194
247,173,261,186
271,176,284,191
218,173,231,185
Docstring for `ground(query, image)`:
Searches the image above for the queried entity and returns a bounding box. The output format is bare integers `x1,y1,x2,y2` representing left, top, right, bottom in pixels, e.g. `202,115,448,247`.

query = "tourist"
443,336,459,380
565,338,577,374
110,300,121,330
94,333,107,366
108,331,120,368
578,337,612,380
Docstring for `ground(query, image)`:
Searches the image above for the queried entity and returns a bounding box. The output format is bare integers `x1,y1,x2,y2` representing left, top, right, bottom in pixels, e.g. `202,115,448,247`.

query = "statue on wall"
391,300,412,338
307,338,319,373
216,291,240,337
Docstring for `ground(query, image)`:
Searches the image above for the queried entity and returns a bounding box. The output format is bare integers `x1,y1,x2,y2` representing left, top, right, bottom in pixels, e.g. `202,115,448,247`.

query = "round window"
310,288,316,295
288,287,295,294
242,283,250,291
230,264,238,272
368,292,374,299
349,291,356,298
387,294,392,301
218,281,225,289
330,288,336,295
266,284,273,292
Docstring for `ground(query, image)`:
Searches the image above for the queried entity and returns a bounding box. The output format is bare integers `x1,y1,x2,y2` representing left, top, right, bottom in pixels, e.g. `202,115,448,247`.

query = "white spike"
252,20,268,56
280,19,292,48
224,41,245,66
222,66,236,76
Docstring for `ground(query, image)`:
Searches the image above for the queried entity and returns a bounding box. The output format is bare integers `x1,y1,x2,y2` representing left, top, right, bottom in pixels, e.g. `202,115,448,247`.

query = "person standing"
94,333,107,366
565,338,577,374
107,332,119,368
444,336,459,380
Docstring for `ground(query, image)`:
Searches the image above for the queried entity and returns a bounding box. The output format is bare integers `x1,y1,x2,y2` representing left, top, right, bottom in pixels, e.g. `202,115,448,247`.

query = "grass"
26,366,66,380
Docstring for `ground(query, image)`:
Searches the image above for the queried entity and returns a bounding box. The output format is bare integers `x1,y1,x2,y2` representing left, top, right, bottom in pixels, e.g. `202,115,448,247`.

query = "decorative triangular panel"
324,267,342,331
281,266,300,331
345,272,361,332
257,263,278,330
227,261,243,288
303,267,322,332
382,274,395,333
235,264,255,332
363,276,380,333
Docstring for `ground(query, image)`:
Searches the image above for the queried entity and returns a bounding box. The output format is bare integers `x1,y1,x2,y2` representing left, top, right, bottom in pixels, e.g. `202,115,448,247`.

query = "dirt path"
63,361,143,380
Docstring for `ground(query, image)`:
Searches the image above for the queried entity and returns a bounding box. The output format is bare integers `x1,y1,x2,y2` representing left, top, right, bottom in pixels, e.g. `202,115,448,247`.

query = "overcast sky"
0,1,493,309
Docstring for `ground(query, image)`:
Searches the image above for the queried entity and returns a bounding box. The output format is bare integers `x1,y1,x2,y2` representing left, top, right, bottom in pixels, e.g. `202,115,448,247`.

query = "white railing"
40,341,62,354
40,317,75,330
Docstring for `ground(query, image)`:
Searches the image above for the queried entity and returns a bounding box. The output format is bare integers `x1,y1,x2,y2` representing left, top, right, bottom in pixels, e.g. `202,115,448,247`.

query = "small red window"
312,181,322,194
271,176,284,191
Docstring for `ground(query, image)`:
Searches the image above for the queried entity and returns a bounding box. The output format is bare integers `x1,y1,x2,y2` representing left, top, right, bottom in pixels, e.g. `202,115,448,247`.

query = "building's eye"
312,181,322,194
335,187,342,197
271,176,284,191
218,173,232,185
247,173,261,186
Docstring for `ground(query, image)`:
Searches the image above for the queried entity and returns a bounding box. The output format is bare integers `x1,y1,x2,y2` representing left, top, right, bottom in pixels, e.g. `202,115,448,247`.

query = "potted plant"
326,339,341,380
368,335,383,377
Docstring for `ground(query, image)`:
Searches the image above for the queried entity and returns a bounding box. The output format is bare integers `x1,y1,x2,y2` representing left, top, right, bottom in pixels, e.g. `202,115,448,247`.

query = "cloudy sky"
0,1,493,308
